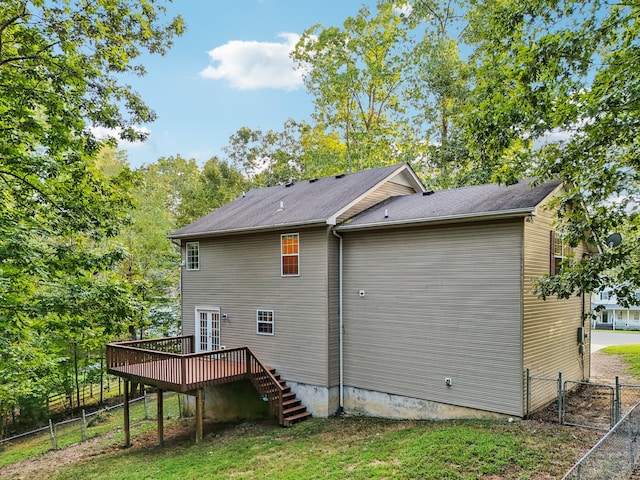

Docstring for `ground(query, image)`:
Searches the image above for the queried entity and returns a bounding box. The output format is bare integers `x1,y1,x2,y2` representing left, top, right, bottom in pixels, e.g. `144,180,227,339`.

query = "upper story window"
186,242,200,271
600,291,612,301
550,231,571,275
281,233,299,276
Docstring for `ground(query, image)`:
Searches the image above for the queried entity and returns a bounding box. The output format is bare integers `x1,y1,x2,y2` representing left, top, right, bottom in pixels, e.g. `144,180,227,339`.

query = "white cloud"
393,3,413,17
199,33,304,91
89,125,153,150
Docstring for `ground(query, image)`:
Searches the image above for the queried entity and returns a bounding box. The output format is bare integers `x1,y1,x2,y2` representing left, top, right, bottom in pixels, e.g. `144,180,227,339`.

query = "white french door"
195,308,220,352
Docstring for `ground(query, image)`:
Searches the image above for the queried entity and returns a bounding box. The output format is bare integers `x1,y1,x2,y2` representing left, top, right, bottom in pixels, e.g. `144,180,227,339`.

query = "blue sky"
112,0,377,168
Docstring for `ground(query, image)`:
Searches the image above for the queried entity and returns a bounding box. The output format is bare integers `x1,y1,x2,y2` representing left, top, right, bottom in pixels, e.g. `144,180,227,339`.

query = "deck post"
157,389,164,446
195,388,203,443
123,379,131,447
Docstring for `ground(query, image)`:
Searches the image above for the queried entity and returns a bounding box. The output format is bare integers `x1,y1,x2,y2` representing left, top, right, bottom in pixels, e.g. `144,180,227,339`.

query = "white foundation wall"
343,386,510,420
287,382,340,418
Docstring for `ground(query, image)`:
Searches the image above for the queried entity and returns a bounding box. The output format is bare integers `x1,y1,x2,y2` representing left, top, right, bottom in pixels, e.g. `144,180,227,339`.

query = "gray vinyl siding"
337,181,416,223
342,221,524,416
523,199,589,411
180,227,330,387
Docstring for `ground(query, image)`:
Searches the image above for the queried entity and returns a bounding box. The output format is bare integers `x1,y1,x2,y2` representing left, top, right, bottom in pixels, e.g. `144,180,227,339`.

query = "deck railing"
247,350,284,425
109,335,194,354
106,337,285,424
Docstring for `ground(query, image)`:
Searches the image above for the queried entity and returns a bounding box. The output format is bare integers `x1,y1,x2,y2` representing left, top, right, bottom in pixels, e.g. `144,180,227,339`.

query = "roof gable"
168,163,424,239
337,178,562,230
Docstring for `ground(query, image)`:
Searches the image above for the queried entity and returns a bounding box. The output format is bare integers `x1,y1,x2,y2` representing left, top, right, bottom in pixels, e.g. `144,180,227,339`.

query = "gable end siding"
337,182,416,224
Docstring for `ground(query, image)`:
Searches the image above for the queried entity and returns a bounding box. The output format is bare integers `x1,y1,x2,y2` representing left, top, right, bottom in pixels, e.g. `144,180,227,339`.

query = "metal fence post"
81,409,87,441
630,416,635,470
616,376,621,424
525,368,530,417
49,419,57,449
558,372,563,425
144,390,149,419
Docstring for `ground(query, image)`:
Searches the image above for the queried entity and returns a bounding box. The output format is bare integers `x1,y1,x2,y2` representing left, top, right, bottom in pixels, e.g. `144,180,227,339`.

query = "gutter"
331,228,344,414
167,219,328,240
335,208,535,232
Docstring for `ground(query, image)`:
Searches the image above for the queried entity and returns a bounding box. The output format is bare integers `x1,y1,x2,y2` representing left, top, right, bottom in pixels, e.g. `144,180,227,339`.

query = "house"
592,289,640,330
160,163,590,422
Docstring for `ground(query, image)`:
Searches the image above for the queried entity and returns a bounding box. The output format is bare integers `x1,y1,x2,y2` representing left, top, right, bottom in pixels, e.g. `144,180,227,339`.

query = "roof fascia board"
167,219,327,240
335,208,535,232
327,164,426,225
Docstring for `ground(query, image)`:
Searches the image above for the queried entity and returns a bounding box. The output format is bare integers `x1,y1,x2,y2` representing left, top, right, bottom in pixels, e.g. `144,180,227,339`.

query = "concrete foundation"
286,382,340,417
343,386,510,420
183,380,271,422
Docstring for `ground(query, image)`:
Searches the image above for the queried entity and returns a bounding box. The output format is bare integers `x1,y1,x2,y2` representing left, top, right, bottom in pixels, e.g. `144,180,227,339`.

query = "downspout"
171,239,183,336
332,229,344,413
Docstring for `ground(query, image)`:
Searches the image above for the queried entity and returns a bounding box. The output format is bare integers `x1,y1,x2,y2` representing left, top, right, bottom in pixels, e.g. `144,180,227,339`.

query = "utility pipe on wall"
332,229,344,412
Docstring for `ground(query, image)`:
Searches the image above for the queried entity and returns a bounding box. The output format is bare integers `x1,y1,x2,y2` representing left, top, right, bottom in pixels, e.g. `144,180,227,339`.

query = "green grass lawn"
601,344,640,377
0,393,181,469
14,415,588,480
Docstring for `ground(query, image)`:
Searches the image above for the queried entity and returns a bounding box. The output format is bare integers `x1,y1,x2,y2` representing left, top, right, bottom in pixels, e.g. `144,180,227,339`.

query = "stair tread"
284,411,312,424
283,405,307,415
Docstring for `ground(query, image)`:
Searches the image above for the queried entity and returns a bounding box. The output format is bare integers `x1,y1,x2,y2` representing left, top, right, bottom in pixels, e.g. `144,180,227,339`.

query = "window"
600,291,612,301
281,233,299,276
257,310,274,335
186,242,199,270
634,311,639,322
550,231,571,275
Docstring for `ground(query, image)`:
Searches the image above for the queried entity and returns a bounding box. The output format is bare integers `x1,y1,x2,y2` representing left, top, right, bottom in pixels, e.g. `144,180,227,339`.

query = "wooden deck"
107,347,250,392
106,336,287,427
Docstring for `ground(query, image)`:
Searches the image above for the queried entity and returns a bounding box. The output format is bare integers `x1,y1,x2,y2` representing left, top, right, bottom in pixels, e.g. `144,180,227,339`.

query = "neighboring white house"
592,289,640,330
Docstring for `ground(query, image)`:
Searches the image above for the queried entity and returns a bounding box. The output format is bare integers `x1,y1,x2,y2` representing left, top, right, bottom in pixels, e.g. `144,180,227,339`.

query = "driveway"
591,330,640,352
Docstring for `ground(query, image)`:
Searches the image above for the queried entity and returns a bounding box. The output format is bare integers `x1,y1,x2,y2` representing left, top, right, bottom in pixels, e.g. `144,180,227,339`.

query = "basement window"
281,233,299,276
186,242,199,271
257,310,274,335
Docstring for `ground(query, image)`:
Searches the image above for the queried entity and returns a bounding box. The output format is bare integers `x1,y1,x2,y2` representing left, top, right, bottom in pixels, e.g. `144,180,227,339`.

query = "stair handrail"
244,347,285,425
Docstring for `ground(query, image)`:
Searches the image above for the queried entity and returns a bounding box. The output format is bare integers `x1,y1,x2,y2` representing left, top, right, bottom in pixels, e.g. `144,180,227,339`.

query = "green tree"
292,3,421,172
177,156,248,226
0,0,183,426
464,0,640,301
399,0,474,187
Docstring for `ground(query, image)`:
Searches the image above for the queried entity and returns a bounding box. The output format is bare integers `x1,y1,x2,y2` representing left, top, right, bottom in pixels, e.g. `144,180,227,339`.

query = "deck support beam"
123,379,131,447
157,389,164,446
195,388,203,443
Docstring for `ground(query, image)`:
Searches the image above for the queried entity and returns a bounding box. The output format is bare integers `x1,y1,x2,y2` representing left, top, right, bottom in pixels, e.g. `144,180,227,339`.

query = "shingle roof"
168,163,418,239
337,178,562,231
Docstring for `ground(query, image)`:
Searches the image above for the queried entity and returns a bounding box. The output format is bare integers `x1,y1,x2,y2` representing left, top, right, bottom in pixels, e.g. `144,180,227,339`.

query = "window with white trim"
551,231,571,275
257,310,274,335
186,242,200,270
281,233,299,276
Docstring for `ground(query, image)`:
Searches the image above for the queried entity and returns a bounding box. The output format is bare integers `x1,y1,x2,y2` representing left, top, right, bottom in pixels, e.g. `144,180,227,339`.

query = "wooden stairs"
267,367,312,427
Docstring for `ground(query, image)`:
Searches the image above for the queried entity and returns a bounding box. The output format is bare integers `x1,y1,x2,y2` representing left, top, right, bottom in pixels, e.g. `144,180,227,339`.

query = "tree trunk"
74,343,81,410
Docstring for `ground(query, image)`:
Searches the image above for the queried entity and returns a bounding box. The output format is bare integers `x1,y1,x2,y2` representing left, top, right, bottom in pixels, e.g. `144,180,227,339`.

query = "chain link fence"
0,391,181,463
562,401,640,479
526,370,640,430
